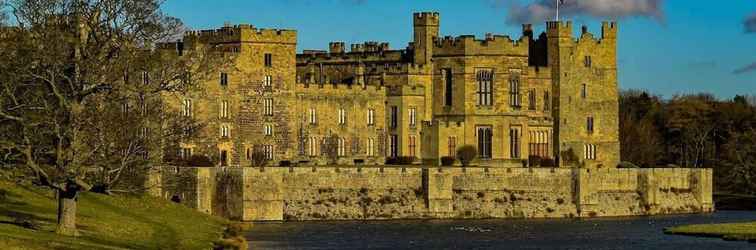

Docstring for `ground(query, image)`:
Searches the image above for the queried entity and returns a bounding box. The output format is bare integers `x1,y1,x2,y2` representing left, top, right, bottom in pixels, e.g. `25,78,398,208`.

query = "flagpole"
556,0,560,21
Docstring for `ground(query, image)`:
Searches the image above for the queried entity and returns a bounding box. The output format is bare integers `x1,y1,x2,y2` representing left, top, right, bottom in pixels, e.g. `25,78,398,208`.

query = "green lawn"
0,181,229,249
665,222,756,241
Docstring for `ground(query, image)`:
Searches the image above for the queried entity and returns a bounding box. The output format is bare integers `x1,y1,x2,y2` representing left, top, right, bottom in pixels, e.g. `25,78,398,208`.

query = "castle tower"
413,12,439,65
548,21,620,168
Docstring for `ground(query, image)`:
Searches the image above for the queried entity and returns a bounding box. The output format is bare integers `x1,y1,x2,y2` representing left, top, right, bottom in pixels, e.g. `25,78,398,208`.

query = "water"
246,211,756,249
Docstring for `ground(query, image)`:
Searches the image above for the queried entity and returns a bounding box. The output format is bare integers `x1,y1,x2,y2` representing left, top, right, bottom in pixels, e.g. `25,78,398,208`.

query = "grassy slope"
666,222,756,241
0,181,228,250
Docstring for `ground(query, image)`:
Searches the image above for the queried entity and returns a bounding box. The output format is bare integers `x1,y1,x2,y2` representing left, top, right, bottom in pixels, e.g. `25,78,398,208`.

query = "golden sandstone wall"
147,166,713,221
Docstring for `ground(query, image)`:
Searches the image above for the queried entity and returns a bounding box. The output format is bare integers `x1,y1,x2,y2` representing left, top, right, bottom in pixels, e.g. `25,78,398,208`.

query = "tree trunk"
56,189,79,236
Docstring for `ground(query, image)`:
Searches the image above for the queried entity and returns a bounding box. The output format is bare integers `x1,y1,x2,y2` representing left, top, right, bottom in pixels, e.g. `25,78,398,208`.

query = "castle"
163,12,620,168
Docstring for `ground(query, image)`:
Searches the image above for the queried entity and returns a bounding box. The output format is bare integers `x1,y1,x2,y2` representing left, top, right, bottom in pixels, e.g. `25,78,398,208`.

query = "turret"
601,21,617,40
412,12,439,65
329,42,345,54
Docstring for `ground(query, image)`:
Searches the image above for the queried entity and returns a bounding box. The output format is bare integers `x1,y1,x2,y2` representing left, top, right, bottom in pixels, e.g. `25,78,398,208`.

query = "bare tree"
0,0,217,236
722,128,756,195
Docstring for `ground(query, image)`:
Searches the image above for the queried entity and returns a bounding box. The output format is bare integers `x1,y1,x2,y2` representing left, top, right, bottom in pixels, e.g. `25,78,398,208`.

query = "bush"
541,158,556,167
248,151,268,167
618,161,640,168
529,155,542,167
456,145,477,167
186,155,215,167
396,156,416,165
278,160,291,167
560,148,580,167
440,156,455,166
385,157,397,165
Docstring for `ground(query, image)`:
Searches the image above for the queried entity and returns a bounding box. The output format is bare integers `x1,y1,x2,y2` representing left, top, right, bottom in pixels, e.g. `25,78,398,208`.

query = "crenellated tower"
548,20,620,168
412,12,439,65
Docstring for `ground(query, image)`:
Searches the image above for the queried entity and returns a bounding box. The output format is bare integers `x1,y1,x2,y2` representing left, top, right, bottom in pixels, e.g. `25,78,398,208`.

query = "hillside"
0,181,228,249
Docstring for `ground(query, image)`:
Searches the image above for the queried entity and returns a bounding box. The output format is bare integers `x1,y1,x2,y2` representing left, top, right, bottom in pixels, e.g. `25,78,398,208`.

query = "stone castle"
164,12,619,168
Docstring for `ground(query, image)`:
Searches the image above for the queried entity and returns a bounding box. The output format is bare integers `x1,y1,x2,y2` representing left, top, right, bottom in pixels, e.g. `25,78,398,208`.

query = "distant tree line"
619,90,756,194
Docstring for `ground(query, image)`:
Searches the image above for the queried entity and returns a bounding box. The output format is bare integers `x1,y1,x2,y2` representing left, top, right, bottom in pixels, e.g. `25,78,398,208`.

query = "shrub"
186,155,215,167
560,148,580,167
456,145,477,166
248,151,268,167
528,155,542,167
279,160,291,167
440,156,455,166
618,161,640,168
385,157,397,165
541,158,556,167
396,156,416,165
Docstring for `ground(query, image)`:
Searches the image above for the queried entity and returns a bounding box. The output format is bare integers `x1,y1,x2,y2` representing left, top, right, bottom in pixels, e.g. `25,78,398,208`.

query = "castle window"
367,109,375,126
444,69,453,107
587,116,594,134
408,107,417,127
529,131,550,159
263,75,272,87
337,138,346,157
142,71,150,85
477,126,493,159
338,108,347,125
544,91,551,111
220,124,230,138
220,150,228,166
264,53,272,67
448,136,457,157
510,126,521,159
509,78,521,109
264,98,274,116
264,145,274,160
246,147,251,160
584,56,592,68
139,96,147,115
408,135,417,158
390,106,398,129
308,137,318,156
584,144,597,160
309,108,317,125
182,99,193,117
220,100,229,118
220,72,228,87
121,101,130,114
528,89,536,110
476,69,494,106
180,147,192,159
367,138,375,157
264,124,273,136
389,135,398,158
581,84,587,99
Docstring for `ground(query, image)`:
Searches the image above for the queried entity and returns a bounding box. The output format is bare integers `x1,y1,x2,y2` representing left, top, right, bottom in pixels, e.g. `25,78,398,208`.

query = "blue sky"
162,0,756,99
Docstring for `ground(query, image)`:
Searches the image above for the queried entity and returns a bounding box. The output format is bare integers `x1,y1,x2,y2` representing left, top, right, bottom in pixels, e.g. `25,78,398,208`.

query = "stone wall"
147,166,713,221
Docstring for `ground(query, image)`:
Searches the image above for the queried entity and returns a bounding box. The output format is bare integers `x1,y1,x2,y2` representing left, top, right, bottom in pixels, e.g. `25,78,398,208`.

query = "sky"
162,0,756,99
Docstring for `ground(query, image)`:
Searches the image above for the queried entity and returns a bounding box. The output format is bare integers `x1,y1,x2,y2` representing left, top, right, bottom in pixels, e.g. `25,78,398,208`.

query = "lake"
246,211,756,249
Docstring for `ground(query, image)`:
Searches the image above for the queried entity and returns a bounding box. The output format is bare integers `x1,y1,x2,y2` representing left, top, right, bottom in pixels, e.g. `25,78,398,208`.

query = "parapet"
329,42,345,54
350,41,390,53
546,21,573,38
413,12,440,27
601,21,617,39
433,34,528,56
184,24,297,45
387,84,425,97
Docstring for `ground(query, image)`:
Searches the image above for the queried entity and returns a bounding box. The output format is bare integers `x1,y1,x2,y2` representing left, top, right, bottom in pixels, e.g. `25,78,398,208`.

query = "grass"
0,181,229,250
665,221,756,242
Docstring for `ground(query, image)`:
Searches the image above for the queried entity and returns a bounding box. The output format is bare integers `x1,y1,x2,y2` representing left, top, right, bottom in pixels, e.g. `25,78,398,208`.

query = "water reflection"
247,211,756,249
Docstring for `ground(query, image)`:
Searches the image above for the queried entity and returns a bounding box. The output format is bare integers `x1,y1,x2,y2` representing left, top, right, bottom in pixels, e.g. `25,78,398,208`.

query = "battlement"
433,34,528,56
546,21,573,38
413,12,440,26
350,41,390,53
387,84,425,97
601,21,618,39
184,24,297,45
294,81,385,94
